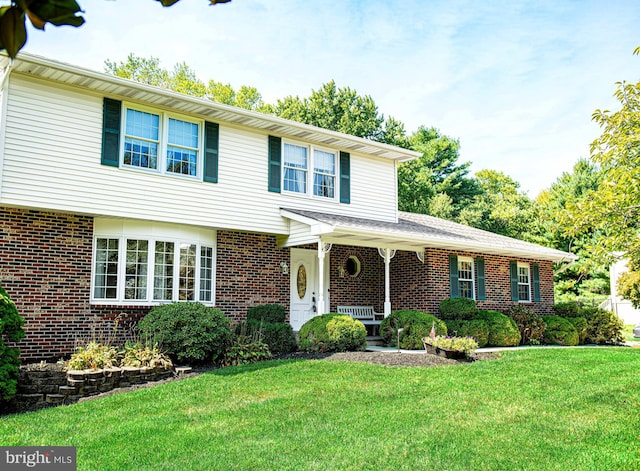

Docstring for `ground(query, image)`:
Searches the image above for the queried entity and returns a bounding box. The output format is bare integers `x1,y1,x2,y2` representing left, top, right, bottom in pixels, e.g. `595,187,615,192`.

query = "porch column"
378,248,396,317
317,241,332,314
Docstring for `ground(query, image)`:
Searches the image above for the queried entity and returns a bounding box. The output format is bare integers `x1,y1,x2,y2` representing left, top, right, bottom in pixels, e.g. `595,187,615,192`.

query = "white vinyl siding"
1,75,399,237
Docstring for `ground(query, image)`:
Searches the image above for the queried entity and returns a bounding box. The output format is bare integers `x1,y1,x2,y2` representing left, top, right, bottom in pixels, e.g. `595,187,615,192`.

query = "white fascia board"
280,209,335,235
330,225,578,263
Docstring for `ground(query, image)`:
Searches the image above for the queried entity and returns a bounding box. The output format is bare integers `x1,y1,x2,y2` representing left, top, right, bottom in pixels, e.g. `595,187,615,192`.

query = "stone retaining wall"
9,364,177,413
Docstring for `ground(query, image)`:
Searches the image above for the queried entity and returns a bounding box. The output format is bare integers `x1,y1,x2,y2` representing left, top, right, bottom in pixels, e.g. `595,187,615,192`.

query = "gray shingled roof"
281,208,577,263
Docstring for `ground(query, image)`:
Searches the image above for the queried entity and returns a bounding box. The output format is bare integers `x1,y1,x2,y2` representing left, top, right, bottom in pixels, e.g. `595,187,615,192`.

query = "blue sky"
22,0,640,196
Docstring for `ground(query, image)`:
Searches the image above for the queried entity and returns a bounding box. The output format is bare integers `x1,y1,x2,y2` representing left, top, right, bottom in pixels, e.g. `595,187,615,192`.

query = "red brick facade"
215,230,290,323
1,207,555,360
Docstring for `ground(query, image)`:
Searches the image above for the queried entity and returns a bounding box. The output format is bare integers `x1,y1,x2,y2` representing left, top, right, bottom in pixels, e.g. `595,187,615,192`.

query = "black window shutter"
101,98,121,167
203,121,219,183
532,263,541,302
268,135,282,193
510,261,519,302
476,257,486,300
339,151,351,204
449,254,459,298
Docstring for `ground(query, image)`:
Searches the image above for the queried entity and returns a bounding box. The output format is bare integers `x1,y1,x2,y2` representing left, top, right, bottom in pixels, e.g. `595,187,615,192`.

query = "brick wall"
0,207,94,361
329,246,385,312
390,248,555,315
215,230,290,323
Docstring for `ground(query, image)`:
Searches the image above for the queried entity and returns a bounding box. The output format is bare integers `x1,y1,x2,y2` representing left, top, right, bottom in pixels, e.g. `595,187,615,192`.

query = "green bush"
439,298,477,320
137,302,231,364
552,302,582,318
222,336,272,367
246,304,286,324
475,310,521,347
0,283,25,402
568,317,588,344
326,316,367,352
583,308,624,344
379,310,447,350
541,316,579,346
237,319,297,354
298,314,366,352
443,320,489,347
504,305,546,345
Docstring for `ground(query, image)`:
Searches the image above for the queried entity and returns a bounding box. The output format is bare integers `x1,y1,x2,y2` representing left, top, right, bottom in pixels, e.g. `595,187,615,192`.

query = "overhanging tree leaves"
563,48,640,266
0,0,231,59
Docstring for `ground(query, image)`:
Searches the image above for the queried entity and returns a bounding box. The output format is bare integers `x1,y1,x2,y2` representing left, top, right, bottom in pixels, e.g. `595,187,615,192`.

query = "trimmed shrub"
237,320,297,354
552,302,582,318
299,314,366,352
137,302,232,364
246,304,287,324
583,308,624,345
475,310,521,347
443,320,489,348
541,316,579,346
439,298,477,320
0,283,25,402
379,310,447,350
326,316,367,352
568,317,588,344
504,305,546,345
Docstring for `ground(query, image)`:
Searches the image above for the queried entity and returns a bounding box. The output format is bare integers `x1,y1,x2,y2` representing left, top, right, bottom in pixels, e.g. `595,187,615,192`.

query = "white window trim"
458,256,476,300
90,220,216,306
517,262,531,303
121,103,204,181
281,139,339,202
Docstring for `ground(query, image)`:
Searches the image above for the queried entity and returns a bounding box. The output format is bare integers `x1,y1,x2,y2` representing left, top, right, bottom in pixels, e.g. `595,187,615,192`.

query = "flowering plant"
424,335,478,354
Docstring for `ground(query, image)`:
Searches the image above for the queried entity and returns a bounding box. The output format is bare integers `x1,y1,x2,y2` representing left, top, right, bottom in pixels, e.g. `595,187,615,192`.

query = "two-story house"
0,54,576,361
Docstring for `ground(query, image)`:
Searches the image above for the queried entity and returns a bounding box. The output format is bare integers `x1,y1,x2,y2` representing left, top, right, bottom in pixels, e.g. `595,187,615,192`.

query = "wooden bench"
336,306,383,335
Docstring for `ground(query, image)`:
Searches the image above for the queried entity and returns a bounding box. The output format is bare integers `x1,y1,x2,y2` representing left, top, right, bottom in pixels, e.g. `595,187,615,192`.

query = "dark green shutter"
268,135,281,193
532,263,541,302
101,98,121,167
203,121,219,183
449,254,459,298
476,257,486,300
510,261,519,302
339,151,351,204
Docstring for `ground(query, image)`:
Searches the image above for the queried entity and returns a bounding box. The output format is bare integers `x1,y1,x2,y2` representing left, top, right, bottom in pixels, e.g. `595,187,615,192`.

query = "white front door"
290,248,329,331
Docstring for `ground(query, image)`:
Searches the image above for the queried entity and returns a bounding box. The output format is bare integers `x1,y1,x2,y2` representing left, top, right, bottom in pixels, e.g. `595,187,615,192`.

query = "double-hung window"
122,105,201,178
282,141,337,200
457,257,475,300
517,262,531,302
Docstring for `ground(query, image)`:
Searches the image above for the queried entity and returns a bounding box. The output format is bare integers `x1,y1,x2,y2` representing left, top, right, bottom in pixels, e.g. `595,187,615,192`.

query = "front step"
366,336,385,347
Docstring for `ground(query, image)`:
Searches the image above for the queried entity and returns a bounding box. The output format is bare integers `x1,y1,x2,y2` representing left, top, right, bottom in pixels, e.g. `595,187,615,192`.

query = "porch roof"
280,208,578,263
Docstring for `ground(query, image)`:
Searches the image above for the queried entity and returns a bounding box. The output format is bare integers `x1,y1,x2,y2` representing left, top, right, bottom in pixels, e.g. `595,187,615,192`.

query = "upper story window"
122,105,201,178
282,141,337,200
517,262,531,302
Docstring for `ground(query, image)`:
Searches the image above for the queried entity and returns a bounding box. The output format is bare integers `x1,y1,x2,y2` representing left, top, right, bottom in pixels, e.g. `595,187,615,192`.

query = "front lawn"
1,348,639,470
623,323,640,341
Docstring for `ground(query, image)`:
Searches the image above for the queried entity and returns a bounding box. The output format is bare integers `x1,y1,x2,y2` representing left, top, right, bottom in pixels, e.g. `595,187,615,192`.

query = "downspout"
0,58,13,192
0,58,13,90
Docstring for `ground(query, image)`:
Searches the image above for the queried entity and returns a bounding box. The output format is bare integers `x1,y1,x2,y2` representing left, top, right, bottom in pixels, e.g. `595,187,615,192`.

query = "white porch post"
378,248,396,317
317,241,332,315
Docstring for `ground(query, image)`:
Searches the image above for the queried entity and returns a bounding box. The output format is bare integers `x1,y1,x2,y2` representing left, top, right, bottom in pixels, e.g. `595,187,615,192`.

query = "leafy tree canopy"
563,47,640,267
105,53,265,111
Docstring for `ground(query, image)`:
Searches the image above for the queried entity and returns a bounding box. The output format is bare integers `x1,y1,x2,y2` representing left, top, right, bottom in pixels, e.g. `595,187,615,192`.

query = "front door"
290,248,326,331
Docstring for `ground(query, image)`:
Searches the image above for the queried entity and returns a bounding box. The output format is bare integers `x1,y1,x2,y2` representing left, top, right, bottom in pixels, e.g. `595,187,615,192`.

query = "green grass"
1,348,640,470
623,324,640,341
